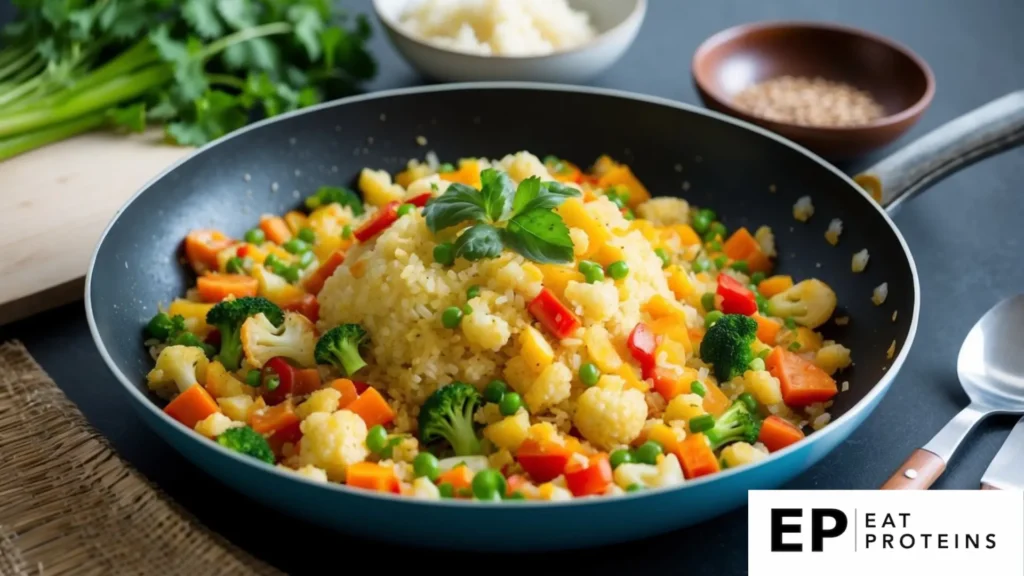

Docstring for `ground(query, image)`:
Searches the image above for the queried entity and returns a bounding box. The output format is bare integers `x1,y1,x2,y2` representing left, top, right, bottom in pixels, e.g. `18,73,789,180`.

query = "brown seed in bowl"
732,76,885,128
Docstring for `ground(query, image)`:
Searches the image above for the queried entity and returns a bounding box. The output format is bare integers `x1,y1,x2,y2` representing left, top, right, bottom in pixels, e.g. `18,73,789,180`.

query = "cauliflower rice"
143,150,854,502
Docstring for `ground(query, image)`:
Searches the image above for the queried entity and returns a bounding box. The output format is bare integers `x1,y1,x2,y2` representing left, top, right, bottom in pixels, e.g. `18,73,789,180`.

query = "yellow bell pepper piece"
359,168,405,207
591,242,626,268
663,224,701,247
583,326,623,373
439,159,482,189
758,275,794,298
284,211,308,235
649,315,693,354
597,164,650,208
168,299,215,336
557,197,610,258
519,326,555,373
536,264,584,299
642,294,688,321
617,364,649,392
396,163,432,188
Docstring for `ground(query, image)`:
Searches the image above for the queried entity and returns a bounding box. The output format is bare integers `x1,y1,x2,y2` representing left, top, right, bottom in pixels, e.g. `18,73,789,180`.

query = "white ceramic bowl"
373,0,646,83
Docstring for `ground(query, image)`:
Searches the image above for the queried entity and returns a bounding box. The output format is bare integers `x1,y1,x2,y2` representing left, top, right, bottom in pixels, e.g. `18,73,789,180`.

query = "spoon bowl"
957,294,1024,410
883,294,1024,489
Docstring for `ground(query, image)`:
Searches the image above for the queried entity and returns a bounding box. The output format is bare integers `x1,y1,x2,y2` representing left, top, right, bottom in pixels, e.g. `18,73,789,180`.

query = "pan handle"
855,91,1024,214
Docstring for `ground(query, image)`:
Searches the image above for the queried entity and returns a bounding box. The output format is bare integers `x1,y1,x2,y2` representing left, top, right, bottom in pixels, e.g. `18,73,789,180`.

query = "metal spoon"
882,294,1024,489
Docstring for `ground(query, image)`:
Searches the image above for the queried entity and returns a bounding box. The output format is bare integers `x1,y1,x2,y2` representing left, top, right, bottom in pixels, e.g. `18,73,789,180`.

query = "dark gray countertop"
3,0,1024,573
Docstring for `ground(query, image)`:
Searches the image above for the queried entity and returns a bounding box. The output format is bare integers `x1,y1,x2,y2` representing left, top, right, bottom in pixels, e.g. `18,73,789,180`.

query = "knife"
980,416,1024,490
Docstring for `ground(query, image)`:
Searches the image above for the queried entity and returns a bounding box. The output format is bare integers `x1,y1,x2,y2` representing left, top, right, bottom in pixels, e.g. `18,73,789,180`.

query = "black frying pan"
86,85,1024,550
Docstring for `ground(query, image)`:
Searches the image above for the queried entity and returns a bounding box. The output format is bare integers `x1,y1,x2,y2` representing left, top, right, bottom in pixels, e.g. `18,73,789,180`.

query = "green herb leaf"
215,0,257,29
453,223,504,262
479,168,515,222
305,185,364,215
511,176,542,214
424,183,487,233
183,0,224,39
515,180,581,214
503,209,575,264
287,4,325,61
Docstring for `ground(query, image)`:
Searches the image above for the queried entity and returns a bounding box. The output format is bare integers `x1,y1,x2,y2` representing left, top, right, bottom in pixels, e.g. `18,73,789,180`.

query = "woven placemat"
0,341,282,576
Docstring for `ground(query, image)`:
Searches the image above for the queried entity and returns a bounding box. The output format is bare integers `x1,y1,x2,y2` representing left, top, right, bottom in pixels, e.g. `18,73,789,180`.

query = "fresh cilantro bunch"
424,169,581,264
0,0,376,160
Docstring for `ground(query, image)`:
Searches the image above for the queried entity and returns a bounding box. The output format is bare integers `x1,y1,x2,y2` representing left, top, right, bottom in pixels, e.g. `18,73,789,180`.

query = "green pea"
280,265,300,283
579,362,600,386
441,306,463,329
788,341,802,352
226,256,245,275
748,357,766,372
751,271,766,285
264,374,280,391
609,449,633,469
245,369,261,387
263,253,280,269
298,250,316,269
438,483,455,498
433,242,454,266
366,425,388,453
704,310,724,328
713,255,728,269
438,162,456,173
689,414,715,433
484,380,508,404
692,210,713,234
607,261,629,280
691,258,710,273
298,227,316,243
635,441,663,465
784,317,797,329
756,293,769,314
467,285,481,299
283,238,310,255
623,209,636,221
472,468,507,501
499,392,523,416
607,191,627,209
738,392,758,413
244,228,265,244
626,483,644,492
705,222,727,241
708,240,723,253
578,260,599,273
413,452,440,481
730,260,749,274
397,203,416,217
341,224,353,240
654,248,670,268
462,304,473,316
690,380,706,397
582,265,605,284
701,292,716,313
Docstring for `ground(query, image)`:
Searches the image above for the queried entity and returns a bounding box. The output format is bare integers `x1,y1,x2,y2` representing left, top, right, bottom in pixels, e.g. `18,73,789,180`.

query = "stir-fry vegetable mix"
144,153,852,501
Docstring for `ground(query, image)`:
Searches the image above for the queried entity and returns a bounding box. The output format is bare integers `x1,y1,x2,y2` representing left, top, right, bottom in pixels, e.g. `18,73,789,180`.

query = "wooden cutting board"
0,131,194,325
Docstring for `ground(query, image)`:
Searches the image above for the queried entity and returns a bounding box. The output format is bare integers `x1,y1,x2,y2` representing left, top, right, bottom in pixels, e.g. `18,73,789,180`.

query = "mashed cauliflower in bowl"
372,0,646,81
142,150,852,503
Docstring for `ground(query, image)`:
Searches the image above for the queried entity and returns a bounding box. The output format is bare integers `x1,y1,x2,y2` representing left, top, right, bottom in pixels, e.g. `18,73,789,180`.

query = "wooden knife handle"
881,449,946,490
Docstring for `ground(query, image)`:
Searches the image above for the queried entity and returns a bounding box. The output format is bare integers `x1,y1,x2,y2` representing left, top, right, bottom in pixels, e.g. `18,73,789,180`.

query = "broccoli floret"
206,297,283,370
705,400,762,451
216,426,274,464
314,324,369,376
304,185,364,215
418,382,483,457
699,313,758,382
169,331,216,358
145,312,186,341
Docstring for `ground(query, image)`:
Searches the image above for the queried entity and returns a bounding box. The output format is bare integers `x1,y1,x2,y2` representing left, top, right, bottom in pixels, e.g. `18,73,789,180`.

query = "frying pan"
86,84,1024,551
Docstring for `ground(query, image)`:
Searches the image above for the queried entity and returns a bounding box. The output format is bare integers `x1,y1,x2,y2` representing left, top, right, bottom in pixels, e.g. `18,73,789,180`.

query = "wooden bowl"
692,21,935,159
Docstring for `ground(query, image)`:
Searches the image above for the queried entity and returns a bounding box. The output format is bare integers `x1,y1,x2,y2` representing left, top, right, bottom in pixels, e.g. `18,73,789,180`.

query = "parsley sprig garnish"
424,168,580,264
0,0,376,160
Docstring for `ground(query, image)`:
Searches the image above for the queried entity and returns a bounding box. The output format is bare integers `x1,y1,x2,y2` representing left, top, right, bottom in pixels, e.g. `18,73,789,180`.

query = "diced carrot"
678,433,721,479
758,275,793,298
596,164,650,208
723,227,772,273
196,273,258,302
753,313,782,345
293,369,322,397
436,465,474,491
759,415,806,452
283,211,308,235
330,378,359,409
670,224,702,246
346,387,394,427
346,462,400,493
701,380,731,416
652,367,689,401
765,346,838,406
164,384,219,429
184,229,233,271
260,215,293,244
303,251,346,295
250,400,300,435
438,159,482,189
642,294,688,321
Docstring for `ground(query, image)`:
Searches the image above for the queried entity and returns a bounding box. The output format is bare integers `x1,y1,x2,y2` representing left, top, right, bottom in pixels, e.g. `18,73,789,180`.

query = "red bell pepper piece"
528,288,581,339
236,244,249,258
261,357,296,405
517,438,572,483
283,293,320,323
627,322,658,378
354,201,400,243
351,380,371,394
564,453,613,497
407,193,432,207
717,273,758,316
